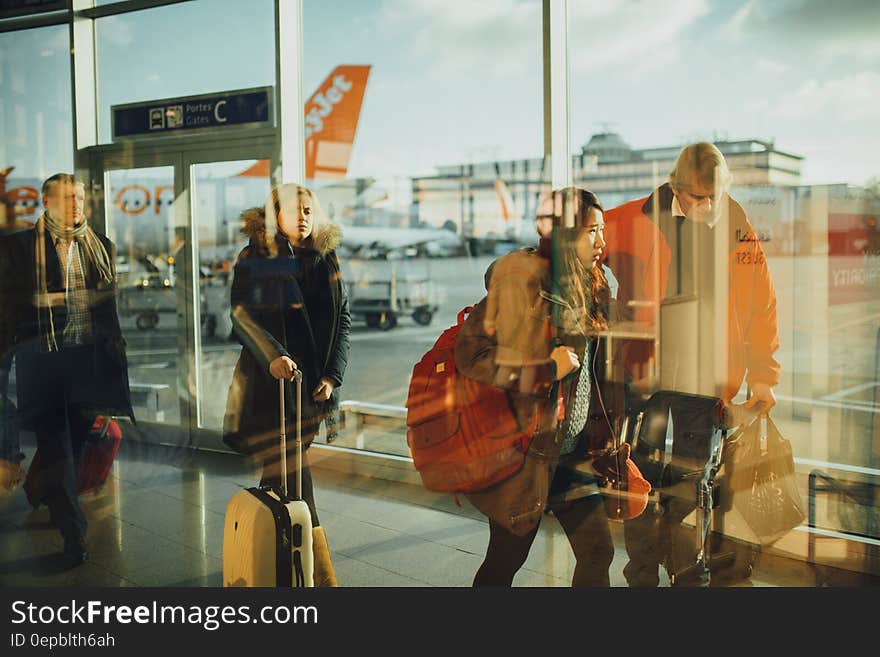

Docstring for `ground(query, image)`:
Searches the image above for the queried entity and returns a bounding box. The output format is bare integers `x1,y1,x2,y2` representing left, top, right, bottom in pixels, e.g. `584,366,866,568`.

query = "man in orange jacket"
604,142,781,586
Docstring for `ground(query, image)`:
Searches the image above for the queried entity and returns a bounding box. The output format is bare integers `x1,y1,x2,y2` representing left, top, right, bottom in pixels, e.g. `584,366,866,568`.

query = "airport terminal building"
411,131,807,246
1,0,878,589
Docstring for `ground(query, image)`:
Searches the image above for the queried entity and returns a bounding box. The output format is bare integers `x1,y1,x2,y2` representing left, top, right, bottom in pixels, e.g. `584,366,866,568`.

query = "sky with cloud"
1,0,877,187
305,0,880,185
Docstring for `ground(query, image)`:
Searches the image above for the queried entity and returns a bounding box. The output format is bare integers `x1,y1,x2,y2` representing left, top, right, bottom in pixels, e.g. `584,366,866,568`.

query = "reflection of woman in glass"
457,187,623,586
223,183,350,586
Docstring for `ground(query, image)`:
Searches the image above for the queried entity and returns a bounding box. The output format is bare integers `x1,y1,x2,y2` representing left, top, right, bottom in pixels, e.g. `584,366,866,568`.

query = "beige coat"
455,248,623,535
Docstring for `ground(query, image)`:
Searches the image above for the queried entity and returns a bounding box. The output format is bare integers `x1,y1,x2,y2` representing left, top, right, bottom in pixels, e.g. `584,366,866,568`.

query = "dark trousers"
33,403,93,544
17,346,100,545
474,494,614,587
622,394,723,587
623,496,702,587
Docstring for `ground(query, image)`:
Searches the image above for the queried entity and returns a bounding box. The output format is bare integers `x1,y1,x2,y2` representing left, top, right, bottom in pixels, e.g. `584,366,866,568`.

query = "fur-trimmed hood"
239,206,342,256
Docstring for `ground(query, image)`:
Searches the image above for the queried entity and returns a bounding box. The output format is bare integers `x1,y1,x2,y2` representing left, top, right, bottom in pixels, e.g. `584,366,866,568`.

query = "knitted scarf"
35,212,113,351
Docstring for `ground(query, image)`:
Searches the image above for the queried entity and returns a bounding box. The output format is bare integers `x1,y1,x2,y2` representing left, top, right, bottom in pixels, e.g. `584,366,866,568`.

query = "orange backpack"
405,306,539,494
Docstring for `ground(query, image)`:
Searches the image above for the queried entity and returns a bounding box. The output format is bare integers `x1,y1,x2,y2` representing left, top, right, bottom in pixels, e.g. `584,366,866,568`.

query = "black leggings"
474,494,614,587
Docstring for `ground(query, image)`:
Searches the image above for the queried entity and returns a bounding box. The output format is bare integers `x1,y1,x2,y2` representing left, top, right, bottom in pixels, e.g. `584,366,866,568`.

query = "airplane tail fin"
494,178,519,222
305,65,371,181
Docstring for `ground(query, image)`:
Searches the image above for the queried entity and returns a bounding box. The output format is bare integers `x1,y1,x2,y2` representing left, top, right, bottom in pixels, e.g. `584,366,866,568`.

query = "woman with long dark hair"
223,183,350,587
456,187,623,586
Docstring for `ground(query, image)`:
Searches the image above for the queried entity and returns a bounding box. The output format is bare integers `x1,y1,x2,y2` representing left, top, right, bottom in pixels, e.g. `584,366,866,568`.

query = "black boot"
61,535,88,568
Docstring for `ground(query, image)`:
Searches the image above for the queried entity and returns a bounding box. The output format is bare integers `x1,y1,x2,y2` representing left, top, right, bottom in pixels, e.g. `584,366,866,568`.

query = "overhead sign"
112,87,273,140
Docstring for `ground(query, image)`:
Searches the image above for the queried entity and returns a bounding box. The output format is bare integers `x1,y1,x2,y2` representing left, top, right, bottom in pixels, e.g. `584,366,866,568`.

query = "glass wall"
0,24,74,457
567,0,880,573
302,0,546,455
0,24,73,226
0,1,876,586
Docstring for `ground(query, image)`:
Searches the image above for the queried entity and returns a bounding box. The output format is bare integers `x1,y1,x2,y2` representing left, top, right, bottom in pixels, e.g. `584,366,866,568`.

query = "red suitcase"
78,416,123,493
23,415,122,508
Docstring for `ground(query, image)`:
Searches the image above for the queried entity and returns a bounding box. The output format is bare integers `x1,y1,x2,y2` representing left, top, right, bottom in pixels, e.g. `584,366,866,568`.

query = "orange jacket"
603,184,780,401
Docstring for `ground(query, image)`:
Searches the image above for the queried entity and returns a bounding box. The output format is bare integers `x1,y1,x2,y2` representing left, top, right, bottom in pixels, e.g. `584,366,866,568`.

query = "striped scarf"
35,212,113,351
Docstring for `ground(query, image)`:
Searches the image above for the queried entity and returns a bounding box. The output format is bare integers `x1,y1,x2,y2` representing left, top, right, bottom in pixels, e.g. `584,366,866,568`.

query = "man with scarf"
0,173,133,567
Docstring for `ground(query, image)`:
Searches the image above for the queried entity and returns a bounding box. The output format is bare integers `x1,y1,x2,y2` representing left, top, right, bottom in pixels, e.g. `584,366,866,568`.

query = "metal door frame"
83,131,278,446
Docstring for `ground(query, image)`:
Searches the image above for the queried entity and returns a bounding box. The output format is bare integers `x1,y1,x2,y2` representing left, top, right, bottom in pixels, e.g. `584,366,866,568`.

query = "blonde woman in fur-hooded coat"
223,184,350,544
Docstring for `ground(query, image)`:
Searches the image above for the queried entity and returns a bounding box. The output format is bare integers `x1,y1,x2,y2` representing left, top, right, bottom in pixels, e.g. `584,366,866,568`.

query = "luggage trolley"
344,258,439,331
624,390,748,586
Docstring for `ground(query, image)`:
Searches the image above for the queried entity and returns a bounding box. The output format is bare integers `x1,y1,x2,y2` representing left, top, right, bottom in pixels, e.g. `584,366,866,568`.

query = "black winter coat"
222,222,350,458
0,224,134,428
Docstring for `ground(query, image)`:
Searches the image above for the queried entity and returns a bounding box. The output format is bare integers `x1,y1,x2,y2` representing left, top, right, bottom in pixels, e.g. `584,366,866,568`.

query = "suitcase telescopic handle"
279,378,286,499
294,370,302,501
278,371,303,502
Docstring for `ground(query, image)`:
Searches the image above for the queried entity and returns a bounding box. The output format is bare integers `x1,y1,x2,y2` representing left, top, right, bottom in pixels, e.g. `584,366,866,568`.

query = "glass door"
90,141,276,450
100,160,192,432
188,158,273,436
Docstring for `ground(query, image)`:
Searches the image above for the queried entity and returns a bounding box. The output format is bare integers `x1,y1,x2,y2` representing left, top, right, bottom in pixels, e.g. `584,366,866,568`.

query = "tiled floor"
1,439,877,588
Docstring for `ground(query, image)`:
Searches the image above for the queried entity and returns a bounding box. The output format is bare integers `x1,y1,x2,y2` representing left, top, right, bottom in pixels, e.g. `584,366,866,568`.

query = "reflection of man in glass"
604,143,781,586
0,174,134,567
1,165,29,489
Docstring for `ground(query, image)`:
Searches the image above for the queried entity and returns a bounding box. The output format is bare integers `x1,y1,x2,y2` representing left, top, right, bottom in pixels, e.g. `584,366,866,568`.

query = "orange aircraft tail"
305,65,371,180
